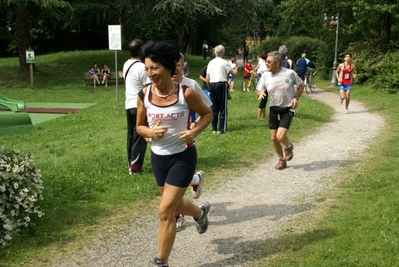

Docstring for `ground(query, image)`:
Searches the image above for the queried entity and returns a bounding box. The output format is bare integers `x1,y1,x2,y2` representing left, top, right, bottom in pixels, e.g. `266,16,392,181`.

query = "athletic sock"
190,174,200,186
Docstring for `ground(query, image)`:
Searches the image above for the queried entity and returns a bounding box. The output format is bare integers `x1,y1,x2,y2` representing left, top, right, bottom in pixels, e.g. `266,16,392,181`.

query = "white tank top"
144,84,192,155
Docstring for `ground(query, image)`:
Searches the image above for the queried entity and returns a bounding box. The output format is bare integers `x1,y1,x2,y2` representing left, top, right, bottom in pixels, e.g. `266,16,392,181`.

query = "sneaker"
176,214,185,232
194,202,210,234
212,131,216,134
105,85,108,87
339,99,343,104
275,158,287,170
284,143,294,161
191,171,205,199
101,81,104,84
345,109,350,114
150,257,169,267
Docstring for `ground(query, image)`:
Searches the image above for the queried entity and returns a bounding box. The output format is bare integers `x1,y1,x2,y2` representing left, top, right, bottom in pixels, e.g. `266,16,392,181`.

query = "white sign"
26,50,35,63
108,25,121,50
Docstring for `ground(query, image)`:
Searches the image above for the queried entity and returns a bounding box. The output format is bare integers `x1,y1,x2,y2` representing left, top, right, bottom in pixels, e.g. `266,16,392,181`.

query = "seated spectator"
101,64,111,87
89,63,100,87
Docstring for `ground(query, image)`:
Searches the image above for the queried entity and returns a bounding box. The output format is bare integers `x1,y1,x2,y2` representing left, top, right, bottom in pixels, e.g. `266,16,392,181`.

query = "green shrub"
347,40,399,93
0,147,44,246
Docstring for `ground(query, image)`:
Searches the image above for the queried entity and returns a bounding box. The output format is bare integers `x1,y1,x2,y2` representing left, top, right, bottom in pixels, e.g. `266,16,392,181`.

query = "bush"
347,40,399,94
0,147,44,246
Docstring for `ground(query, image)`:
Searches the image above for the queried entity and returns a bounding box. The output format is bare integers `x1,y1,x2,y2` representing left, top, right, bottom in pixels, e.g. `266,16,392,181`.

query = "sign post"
108,25,122,100
26,49,35,89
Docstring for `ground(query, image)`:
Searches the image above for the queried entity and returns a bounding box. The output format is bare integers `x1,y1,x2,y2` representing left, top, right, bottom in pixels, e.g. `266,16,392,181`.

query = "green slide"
0,94,26,111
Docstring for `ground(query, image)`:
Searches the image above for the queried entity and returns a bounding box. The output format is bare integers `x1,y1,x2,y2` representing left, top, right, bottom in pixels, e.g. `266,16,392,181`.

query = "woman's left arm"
179,88,212,142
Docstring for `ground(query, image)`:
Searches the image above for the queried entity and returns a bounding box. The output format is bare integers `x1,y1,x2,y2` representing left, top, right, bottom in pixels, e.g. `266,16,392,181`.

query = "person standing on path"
335,53,357,114
123,39,151,174
227,57,239,92
136,41,212,267
206,44,238,134
257,51,304,170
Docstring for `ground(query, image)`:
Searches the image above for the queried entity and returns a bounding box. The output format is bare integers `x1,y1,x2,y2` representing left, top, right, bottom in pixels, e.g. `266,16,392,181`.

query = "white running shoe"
194,202,210,234
191,171,205,199
339,99,343,104
345,109,350,114
176,214,185,232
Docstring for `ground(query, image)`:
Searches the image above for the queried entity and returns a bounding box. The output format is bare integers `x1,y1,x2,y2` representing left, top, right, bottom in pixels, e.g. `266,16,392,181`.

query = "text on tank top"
144,84,192,155
341,63,353,86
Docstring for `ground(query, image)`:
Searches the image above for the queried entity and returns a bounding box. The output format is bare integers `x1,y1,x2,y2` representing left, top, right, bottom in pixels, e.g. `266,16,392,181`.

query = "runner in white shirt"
257,51,304,170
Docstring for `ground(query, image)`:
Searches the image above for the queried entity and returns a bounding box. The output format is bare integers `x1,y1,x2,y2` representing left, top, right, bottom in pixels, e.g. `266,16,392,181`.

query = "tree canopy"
1,0,399,73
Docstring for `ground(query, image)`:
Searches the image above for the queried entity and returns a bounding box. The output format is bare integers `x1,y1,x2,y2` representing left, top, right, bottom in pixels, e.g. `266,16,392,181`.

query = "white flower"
3,224,13,231
0,147,44,245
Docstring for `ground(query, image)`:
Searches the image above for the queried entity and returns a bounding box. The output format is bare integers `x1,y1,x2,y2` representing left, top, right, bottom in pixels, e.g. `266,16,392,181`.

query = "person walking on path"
279,45,289,69
172,53,212,232
206,44,238,134
199,64,211,100
123,39,151,174
253,51,268,119
295,52,316,81
335,53,357,114
257,51,304,170
136,41,212,267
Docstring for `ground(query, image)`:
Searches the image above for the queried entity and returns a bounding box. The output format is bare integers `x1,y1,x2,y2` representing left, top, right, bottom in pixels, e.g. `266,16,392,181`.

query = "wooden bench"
83,71,122,86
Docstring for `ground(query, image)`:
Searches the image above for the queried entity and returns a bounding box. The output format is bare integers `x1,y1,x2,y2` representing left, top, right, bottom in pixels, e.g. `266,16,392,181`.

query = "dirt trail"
54,89,383,267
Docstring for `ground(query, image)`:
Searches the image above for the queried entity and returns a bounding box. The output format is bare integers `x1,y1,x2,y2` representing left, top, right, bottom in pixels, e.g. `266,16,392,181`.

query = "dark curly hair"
140,41,180,76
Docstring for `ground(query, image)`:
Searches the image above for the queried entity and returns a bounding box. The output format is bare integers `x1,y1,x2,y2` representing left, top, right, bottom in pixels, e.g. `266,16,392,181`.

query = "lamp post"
330,0,342,86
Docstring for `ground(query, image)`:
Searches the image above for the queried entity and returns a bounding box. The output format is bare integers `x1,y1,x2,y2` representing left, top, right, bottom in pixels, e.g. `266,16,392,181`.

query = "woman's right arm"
136,93,151,138
136,90,168,140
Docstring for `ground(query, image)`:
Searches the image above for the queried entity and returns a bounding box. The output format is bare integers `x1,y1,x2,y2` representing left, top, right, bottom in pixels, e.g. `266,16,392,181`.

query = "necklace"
154,86,176,98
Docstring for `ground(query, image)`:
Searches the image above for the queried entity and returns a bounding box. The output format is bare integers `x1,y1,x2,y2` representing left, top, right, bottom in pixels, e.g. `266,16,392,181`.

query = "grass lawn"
0,51,397,266
252,82,399,266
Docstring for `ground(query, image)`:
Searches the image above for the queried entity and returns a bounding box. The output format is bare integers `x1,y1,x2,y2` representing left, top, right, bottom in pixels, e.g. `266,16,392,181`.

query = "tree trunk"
13,3,32,73
380,12,391,44
176,17,185,54
187,27,197,55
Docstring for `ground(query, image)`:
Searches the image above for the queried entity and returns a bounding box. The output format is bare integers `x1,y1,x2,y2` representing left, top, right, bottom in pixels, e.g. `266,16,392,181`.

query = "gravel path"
53,89,383,267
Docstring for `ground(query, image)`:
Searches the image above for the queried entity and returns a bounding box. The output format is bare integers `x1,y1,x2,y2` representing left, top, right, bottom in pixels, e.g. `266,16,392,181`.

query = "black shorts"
258,96,268,109
269,106,294,130
151,146,197,188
